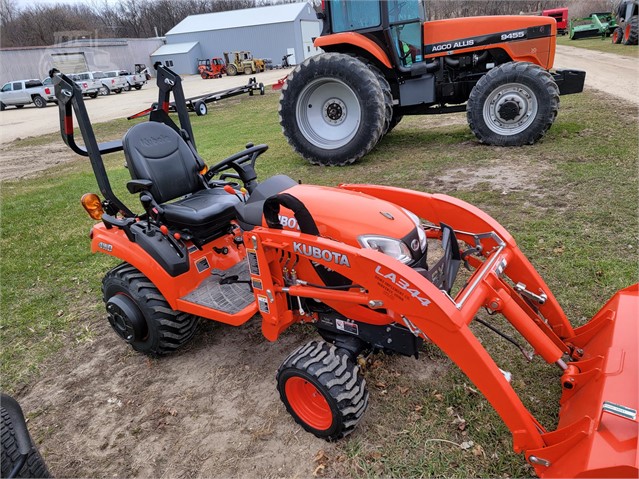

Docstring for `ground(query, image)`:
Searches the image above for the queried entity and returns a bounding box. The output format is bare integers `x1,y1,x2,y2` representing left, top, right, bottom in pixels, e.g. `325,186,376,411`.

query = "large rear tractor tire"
467,62,559,146
1,403,50,478
276,340,369,441
102,263,199,356
622,15,638,45
368,65,393,136
279,53,386,166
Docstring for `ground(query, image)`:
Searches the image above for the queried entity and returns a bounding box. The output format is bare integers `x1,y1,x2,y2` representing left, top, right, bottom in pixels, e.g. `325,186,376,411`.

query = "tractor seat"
122,121,240,239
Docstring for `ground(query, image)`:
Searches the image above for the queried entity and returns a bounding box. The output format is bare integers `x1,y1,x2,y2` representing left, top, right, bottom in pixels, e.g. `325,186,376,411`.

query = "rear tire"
1,405,50,478
612,27,624,44
279,52,386,166
388,110,403,133
0,102,4,111
368,65,393,136
89,92,98,99
32,95,46,108
102,263,199,356
622,15,638,45
277,340,369,441
134,85,142,90
114,88,122,94
467,62,559,146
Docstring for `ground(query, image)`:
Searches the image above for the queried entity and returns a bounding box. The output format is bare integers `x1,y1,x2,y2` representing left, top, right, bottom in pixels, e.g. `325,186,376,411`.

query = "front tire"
467,62,559,146
89,92,98,99
279,53,386,166
277,340,369,441
102,263,198,356
32,96,46,108
99,85,110,96
124,83,131,92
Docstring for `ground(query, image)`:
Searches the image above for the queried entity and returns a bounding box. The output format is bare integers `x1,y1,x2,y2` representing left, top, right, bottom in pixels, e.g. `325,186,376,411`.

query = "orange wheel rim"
285,377,332,430
625,24,631,41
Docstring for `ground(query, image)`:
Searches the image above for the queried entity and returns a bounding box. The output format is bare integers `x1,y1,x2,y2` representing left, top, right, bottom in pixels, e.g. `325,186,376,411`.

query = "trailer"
128,77,265,119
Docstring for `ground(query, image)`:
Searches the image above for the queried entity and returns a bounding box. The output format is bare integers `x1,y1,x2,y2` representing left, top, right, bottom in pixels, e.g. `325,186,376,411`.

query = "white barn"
151,2,322,74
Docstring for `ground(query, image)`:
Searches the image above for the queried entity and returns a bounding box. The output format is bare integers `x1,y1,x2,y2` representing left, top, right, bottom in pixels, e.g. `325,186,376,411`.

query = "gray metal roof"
151,42,199,56
166,2,312,36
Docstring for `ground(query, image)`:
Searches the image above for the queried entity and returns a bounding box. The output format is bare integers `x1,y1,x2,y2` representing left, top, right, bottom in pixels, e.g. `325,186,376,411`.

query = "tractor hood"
237,177,426,263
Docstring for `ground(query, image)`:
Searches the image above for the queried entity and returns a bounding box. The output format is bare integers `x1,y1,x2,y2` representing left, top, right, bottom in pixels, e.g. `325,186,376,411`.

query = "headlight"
358,235,413,264
402,208,427,253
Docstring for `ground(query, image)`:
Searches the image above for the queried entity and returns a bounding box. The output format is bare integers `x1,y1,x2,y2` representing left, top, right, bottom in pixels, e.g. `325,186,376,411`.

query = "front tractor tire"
102,263,198,356
279,53,386,166
277,340,369,441
467,62,559,146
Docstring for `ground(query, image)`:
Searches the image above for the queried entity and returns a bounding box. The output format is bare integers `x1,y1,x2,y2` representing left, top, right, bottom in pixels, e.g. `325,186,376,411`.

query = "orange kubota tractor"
197,57,227,79
52,65,636,478
280,0,586,165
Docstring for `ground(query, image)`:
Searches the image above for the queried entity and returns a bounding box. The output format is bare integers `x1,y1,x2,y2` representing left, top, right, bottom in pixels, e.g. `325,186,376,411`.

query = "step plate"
182,261,254,314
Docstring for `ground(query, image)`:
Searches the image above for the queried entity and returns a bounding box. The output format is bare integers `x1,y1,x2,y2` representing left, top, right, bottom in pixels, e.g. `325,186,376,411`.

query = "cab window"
12,82,23,90
387,0,424,24
390,22,423,66
330,0,381,32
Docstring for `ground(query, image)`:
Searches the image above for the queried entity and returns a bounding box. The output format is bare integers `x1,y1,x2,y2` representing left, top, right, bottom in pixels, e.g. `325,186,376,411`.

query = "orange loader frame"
245,184,638,478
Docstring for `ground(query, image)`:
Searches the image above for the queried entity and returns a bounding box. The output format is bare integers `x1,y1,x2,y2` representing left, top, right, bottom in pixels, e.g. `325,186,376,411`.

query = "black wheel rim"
106,294,147,343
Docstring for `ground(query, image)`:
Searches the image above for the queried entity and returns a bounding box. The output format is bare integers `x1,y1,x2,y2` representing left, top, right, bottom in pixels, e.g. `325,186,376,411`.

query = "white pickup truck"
42,74,101,102
0,79,48,110
77,71,125,96
116,70,147,91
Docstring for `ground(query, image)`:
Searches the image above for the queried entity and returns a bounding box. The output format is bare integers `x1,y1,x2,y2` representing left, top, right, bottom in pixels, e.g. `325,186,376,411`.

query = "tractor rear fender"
90,222,256,325
423,15,556,69
315,32,393,69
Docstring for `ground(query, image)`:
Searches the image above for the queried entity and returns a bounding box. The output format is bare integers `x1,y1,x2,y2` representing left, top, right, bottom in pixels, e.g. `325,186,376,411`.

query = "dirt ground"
3,48,637,477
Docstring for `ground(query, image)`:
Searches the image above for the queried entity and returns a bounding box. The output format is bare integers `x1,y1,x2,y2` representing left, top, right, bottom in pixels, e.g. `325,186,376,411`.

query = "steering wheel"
205,143,268,193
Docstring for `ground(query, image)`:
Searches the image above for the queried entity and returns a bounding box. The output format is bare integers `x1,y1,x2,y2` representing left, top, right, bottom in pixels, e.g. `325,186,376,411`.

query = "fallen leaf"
472,444,485,457
434,393,444,401
446,406,455,416
460,441,474,450
314,450,328,463
312,464,325,476
398,386,409,395
375,382,387,389
414,405,423,412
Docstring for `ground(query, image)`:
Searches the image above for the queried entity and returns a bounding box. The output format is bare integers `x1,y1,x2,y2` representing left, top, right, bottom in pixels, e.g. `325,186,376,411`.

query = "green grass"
1,88,637,476
557,32,639,56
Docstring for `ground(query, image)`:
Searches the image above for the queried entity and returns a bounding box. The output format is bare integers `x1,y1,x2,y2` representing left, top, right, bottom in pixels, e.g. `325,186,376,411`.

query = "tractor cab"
321,0,425,71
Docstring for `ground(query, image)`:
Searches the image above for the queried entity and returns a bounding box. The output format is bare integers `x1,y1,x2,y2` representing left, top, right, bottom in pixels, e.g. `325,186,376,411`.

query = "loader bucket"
529,284,639,478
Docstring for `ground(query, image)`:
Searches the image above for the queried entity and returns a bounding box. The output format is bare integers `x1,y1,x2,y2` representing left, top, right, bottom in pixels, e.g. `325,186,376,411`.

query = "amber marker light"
81,193,104,220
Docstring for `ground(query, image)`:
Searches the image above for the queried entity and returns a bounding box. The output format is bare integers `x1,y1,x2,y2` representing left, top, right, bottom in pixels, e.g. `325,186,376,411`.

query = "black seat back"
123,122,203,202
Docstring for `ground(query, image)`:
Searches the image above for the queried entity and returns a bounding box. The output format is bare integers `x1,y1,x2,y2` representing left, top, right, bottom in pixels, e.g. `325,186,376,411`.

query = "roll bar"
53,64,198,217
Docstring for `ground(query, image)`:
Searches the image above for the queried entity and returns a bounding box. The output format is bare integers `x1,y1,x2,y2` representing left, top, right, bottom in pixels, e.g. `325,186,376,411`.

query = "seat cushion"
163,188,240,236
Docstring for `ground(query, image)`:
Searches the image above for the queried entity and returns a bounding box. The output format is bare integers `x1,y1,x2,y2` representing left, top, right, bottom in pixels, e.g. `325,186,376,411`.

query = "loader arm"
247,186,638,477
